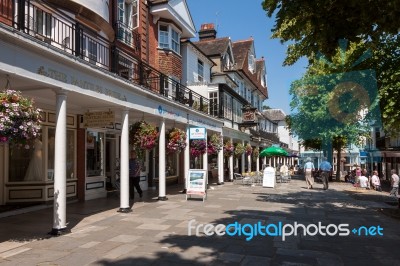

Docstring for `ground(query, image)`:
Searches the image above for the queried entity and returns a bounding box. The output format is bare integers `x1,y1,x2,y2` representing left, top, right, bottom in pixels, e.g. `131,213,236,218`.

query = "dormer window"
248,54,255,73
158,24,181,54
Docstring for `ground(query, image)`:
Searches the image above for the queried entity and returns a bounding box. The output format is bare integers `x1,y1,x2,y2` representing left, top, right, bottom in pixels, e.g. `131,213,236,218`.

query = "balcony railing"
1,0,217,117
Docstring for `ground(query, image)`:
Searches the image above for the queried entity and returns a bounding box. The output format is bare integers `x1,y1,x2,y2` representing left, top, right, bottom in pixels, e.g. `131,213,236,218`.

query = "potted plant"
166,127,187,154
208,133,223,155
252,147,259,160
190,139,207,158
0,89,41,148
234,142,244,157
245,143,253,156
129,121,159,151
223,140,234,157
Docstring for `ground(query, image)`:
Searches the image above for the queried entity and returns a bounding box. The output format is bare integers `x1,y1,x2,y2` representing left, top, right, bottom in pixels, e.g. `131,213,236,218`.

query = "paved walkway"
0,178,399,265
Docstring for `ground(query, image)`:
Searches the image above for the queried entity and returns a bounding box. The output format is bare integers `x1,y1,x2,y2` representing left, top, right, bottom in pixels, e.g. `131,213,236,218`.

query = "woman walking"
304,157,315,189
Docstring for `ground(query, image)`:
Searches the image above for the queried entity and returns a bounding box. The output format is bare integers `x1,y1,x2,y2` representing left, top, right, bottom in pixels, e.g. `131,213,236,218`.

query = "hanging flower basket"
234,142,244,157
252,147,259,160
190,139,206,158
129,121,159,150
166,127,187,154
245,143,253,156
208,133,223,155
0,89,41,148
223,140,234,157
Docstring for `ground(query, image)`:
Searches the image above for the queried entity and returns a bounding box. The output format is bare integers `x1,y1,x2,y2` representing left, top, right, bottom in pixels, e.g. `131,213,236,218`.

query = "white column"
273,157,276,167
203,131,208,186
229,155,234,181
218,134,224,184
247,153,252,172
51,90,67,235
118,109,131,212
151,147,156,189
158,119,167,200
184,126,190,191
241,141,245,173
256,145,260,173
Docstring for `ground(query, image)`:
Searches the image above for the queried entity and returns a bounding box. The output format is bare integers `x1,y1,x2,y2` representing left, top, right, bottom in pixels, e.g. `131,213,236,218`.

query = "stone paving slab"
0,179,399,265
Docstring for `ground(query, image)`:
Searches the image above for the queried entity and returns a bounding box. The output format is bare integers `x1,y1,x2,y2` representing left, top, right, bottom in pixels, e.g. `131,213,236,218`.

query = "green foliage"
287,41,373,152
261,0,400,66
373,34,400,135
261,0,400,133
234,143,245,157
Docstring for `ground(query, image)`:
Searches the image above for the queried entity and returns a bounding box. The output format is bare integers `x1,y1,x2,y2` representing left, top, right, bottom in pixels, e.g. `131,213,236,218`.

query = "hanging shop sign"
83,110,115,128
189,127,206,140
239,105,258,129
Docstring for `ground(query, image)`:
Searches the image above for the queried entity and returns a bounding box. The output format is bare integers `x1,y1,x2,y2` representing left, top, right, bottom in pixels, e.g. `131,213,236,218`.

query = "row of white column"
50,94,227,233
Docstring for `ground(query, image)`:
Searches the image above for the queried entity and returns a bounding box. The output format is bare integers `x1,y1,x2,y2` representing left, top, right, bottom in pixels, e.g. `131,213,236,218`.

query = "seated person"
280,164,289,177
358,174,369,189
371,171,382,192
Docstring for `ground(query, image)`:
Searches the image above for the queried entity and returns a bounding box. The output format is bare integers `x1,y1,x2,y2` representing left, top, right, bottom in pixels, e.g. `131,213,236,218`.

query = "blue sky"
186,0,308,114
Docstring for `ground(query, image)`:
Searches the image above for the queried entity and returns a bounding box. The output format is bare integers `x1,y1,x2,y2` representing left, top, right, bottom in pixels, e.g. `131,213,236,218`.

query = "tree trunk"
336,143,342,182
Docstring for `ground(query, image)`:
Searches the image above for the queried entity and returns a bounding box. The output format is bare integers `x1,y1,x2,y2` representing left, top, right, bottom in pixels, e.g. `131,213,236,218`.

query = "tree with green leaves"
261,1,400,134
261,0,400,66
287,41,377,180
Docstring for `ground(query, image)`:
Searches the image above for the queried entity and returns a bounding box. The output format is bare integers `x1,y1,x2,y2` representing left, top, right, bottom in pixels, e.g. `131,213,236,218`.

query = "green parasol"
259,146,289,157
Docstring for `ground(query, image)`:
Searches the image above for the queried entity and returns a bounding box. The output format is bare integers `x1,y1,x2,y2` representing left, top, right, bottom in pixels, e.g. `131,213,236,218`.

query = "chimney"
198,23,217,41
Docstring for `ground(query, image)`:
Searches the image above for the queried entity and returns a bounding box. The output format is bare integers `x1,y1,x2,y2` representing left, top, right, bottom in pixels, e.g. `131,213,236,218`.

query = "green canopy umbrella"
259,146,289,157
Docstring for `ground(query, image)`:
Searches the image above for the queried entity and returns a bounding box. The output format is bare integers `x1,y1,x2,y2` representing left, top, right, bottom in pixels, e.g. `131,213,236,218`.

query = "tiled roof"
232,39,252,70
263,109,286,121
192,37,230,56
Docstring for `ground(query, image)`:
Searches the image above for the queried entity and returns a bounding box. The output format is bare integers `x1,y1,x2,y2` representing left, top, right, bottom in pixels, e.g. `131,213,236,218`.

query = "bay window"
158,24,181,54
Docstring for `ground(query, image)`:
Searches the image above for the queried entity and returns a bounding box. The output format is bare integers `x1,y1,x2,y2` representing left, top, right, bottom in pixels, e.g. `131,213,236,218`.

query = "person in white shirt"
358,174,369,189
303,157,315,189
371,171,382,192
390,169,399,197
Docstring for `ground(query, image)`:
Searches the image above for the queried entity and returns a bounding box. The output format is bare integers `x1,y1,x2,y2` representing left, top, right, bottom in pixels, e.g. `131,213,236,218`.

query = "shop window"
8,136,43,182
166,153,178,176
48,128,75,180
86,131,105,176
8,126,75,182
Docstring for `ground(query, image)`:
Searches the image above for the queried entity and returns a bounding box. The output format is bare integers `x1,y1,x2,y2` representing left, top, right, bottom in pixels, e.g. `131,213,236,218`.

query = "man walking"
390,169,399,198
129,150,143,201
320,157,332,190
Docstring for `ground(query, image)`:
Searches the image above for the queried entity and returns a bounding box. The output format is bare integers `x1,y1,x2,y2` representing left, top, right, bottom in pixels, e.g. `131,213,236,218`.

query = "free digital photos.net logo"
188,219,384,241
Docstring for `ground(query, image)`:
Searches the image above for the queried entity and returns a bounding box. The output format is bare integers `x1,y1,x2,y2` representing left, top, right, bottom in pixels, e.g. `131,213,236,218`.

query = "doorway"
106,137,117,190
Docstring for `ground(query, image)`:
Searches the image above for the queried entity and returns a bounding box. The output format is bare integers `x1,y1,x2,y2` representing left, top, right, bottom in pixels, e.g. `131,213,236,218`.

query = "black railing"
1,0,217,117
132,61,212,115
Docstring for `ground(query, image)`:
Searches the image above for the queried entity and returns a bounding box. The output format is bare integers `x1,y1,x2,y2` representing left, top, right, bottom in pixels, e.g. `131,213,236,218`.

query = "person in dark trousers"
319,157,332,190
129,150,143,201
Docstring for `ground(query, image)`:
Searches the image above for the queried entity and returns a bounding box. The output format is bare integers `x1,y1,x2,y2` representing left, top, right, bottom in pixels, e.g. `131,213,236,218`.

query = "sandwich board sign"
186,169,207,201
